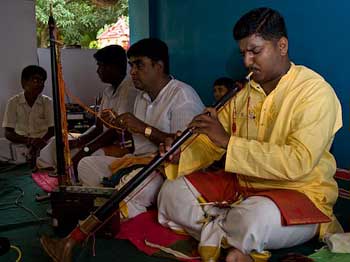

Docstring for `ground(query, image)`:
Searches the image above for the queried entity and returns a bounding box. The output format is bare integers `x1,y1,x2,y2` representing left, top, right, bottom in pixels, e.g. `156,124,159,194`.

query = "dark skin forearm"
115,112,173,147
145,126,173,146
42,126,55,142
189,108,230,148
5,127,30,144
5,126,55,152
85,128,119,152
71,128,123,175
70,119,103,148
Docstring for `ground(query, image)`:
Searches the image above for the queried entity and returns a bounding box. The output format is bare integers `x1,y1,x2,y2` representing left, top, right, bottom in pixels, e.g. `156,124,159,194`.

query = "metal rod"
48,14,66,180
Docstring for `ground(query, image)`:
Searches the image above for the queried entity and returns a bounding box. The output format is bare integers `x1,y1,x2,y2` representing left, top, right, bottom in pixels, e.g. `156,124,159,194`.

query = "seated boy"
0,65,54,166
213,77,235,102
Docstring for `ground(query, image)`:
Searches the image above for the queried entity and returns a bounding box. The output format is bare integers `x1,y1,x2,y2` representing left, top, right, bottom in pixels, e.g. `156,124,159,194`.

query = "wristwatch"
83,146,90,153
144,126,152,138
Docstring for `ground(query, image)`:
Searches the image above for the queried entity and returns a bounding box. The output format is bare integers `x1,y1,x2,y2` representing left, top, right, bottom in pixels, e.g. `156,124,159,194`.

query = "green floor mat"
0,166,50,230
309,248,350,262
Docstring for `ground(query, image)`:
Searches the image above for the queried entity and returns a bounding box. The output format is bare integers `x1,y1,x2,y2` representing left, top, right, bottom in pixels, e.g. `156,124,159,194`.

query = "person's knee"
238,197,279,227
223,197,281,253
158,177,185,208
132,171,164,206
77,157,92,183
158,180,174,206
147,172,164,202
77,157,87,172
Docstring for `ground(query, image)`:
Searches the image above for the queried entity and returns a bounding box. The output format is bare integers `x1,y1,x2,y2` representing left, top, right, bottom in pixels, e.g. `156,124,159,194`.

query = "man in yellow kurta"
157,7,343,262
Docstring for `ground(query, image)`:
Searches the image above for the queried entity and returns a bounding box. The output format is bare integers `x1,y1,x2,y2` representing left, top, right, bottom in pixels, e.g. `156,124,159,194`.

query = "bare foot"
226,248,253,262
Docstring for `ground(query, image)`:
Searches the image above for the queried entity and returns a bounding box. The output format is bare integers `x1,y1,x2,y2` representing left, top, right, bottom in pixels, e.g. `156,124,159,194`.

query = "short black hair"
93,45,127,73
21,65,47,81
213,77,235,90
127,38,170,74
233,7,288,41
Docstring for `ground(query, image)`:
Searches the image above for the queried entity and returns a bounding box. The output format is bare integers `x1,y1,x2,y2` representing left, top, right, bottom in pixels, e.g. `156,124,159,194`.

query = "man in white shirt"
0,65,54,166
78,38,204,218
37,45,138,174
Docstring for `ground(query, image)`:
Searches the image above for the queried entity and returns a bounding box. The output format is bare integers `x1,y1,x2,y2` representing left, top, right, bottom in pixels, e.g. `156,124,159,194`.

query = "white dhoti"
158,177,318,256
36,137,105,169
78,155,164,219
78,155,117,186
0,138,28,164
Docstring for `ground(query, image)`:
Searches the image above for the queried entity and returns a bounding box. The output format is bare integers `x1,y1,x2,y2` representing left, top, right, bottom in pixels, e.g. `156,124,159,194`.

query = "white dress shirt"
133,78,204,155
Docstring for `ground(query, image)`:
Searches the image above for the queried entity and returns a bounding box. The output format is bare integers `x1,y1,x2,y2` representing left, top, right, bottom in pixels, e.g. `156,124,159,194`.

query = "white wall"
0,1,107,137
37,48,106,106
0,0,37,136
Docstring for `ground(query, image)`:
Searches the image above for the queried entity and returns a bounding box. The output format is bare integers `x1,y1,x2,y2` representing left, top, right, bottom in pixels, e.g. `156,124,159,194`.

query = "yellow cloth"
109,154,155,174
165,63,343,238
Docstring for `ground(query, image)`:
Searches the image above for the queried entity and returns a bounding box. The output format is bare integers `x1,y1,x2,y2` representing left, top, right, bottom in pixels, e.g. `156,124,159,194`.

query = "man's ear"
278,37,288,56
155,60,165,73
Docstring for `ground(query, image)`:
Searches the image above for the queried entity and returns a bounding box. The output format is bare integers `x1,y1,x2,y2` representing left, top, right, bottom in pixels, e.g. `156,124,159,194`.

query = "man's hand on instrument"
101,108,118,126
189,107,230,149
69,138,81,149
29,137,47,150
115,113,146,134
159,131,182,164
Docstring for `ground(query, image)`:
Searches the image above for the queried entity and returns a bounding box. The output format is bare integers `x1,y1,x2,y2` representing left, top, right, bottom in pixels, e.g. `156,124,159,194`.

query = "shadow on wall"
37,48,105,106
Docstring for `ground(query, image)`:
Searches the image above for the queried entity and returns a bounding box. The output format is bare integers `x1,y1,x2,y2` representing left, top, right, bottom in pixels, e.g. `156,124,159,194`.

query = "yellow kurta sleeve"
164,134,226,180
164,102,232,180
